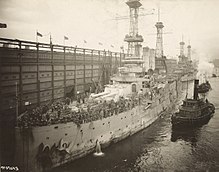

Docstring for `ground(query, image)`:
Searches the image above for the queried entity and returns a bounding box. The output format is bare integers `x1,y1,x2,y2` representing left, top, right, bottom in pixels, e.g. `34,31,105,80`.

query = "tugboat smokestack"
193,79,199,100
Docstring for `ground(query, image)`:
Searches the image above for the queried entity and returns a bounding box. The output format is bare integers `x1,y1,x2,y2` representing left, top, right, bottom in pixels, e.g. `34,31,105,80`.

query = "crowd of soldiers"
17,100,71,127
17,95,141,127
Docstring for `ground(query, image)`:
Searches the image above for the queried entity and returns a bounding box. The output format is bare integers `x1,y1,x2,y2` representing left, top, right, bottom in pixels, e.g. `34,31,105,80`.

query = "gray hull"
14,80,182,172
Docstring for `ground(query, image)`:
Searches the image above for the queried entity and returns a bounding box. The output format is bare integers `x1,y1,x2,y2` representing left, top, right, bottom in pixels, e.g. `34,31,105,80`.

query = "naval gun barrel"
101,92,118,99
90,92,110,99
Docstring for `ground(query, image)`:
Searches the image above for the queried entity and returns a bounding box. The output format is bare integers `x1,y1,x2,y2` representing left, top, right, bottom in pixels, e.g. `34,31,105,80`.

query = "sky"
0,0,219,64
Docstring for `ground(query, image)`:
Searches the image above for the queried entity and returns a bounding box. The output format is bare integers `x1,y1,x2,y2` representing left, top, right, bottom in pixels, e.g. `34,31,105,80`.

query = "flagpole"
49,32,52,45
36,30,38,43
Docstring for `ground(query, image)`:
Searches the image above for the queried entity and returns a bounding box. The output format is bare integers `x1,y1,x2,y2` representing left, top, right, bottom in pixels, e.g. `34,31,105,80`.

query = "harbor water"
49,78,219,172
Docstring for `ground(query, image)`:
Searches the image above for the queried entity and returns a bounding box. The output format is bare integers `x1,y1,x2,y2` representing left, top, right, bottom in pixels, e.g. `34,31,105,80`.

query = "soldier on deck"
148,91,152,100
81,93,85,104
115,102,118,115
110,100,116,116
76,91,81,103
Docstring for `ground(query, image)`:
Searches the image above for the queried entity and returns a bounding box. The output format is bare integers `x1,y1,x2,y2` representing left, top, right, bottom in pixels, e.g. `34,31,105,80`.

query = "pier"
0,38,126,117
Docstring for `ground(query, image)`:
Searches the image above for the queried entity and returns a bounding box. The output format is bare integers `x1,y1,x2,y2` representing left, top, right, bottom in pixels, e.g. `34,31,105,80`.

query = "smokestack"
193,79,199,100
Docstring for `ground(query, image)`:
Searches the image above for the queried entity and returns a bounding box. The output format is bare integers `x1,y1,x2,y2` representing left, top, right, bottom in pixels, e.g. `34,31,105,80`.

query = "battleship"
0,1,198,172
15,50,182,172
176,42,198,82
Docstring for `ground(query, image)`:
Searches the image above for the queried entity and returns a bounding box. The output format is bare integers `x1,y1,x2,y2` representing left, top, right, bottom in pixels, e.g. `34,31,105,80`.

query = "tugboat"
171,79,215,128
212,74,217,78
197,80,211,93
197,73,211,93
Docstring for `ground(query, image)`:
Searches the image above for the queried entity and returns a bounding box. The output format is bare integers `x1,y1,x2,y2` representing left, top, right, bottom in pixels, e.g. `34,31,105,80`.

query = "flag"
37,31,43,37
111,45,114,48
98,42,103,46
64,36,69,40
84,40,87,43
120,46,124,49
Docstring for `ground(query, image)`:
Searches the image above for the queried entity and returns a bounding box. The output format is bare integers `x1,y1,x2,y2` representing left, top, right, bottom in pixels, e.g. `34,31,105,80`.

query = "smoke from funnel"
197,61,214,77
196,52,214,78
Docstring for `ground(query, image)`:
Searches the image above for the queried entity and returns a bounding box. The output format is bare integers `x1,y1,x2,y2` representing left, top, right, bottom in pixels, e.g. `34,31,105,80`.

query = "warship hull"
14,80,183,172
